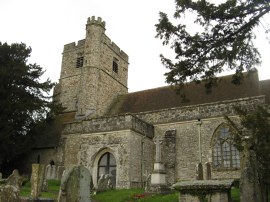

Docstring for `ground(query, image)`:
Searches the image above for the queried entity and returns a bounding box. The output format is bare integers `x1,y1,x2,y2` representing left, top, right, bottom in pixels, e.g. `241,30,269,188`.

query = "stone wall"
62,115,154,138
61,129,154,189
22,147,60,175
136,96,265,124
58,16,129,118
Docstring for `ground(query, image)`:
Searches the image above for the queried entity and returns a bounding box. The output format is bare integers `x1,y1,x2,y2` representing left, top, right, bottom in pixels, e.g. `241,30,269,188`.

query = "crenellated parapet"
63,39,86,52
87,16,106,28
103,35,129,62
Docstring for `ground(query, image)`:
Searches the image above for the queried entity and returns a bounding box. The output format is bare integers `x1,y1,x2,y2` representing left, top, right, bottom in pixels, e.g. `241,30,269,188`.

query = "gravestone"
57,166,65,180
6,169,23,189
173,180,234,202
96,174,113,193
195,162,203,180
45,164,57,180
58,165,91,202
31,164,45,199
0,185,20,202
0,172,2,180
150,134,170,193
204,162,211,180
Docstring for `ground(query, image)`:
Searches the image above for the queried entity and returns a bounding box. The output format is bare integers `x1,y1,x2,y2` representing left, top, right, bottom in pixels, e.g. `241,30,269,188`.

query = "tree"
225,105,270,202
0,42,55,174
156,0,270,89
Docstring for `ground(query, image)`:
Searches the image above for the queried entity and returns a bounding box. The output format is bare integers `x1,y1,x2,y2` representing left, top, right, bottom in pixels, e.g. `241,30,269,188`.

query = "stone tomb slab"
173,180,234,202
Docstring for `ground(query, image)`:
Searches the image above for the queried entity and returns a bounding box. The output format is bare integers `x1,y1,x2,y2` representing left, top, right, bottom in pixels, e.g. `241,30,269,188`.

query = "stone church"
26,16,270,189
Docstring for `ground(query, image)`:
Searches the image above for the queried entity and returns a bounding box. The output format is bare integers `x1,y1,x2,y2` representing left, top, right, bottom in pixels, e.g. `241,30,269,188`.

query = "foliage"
156,0,270,89
225,105,270,169
225,105,270,200
0,42,55,174
20,179,60,199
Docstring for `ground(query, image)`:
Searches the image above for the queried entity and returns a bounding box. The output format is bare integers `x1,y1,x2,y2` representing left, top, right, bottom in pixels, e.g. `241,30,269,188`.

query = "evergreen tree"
225,105,270,201
156,0,270,89
0,42,55,174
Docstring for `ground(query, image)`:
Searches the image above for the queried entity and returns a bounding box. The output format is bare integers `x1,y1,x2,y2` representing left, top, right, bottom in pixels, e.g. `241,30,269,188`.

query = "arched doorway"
98,152,116,187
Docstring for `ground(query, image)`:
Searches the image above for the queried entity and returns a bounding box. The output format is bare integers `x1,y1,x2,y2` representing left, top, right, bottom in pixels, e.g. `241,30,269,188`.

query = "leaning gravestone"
31,164,45,200
58,165,91,202
6,169,23,189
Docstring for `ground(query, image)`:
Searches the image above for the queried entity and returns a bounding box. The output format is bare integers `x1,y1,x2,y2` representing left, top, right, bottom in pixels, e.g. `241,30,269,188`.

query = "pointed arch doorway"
98,152,116,187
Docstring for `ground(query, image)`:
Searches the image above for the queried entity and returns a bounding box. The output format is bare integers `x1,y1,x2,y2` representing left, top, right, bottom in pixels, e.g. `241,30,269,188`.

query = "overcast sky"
1,0,269,92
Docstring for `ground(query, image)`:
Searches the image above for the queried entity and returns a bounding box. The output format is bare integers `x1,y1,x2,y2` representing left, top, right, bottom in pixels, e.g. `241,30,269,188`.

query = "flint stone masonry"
63,115,154,138
136,96,265,124
173,180,234,202
59,16,128,118
62,130,154,189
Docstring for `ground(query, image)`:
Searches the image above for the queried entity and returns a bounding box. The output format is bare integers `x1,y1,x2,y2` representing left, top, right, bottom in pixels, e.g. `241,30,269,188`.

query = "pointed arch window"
212,124,240,169
98,152,116,187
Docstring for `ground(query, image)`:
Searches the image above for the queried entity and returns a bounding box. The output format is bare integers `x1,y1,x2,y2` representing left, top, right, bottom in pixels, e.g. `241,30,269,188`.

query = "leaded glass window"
98,152,116,187
212,125,240,169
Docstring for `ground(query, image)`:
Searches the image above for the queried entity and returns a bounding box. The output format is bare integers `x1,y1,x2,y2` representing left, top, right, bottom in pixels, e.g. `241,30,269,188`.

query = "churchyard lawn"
19,180,244,202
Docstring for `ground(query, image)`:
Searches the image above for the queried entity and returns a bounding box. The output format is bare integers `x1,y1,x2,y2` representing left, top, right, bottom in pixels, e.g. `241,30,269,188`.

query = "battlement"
87,16,106,28
103,35,129,62
63,39,86,52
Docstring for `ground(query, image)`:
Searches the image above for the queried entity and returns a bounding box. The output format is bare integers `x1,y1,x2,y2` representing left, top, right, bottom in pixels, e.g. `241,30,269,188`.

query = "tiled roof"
107,71,266,115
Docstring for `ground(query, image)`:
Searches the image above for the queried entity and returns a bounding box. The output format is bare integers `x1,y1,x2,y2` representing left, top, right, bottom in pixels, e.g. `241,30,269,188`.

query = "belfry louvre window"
76,56,84,68
212,124,240,169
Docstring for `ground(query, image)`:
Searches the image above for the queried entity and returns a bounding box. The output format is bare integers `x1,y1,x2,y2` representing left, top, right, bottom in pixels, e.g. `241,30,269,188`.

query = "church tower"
57,16,129,118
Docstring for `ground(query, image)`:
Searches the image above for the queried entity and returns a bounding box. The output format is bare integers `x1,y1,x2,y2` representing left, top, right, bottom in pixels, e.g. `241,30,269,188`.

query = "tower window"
76,56,84,68
113,60,118,73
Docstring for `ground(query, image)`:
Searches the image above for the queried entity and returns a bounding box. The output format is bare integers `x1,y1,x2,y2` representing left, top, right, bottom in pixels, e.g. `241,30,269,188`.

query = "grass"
19,181,268,202
92,189,178,202
20,179,60,199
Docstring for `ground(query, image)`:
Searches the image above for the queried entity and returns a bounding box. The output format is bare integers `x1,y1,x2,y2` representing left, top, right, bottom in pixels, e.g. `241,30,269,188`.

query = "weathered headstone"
31,164,45,199
58,165,91,202
45,164,57,180
204,162,211,180
57,166,65,180
195,162,203,180
6,169,23,189
0,185,20,202
96,174,113,193
0,172,2,180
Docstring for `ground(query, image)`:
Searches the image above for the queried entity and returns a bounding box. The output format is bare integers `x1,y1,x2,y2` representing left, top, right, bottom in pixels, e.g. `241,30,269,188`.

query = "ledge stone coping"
173,180,235,191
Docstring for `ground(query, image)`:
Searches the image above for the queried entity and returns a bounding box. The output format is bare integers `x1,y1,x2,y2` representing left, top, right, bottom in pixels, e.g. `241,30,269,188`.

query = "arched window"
98,152,116,187
212,124,240,169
